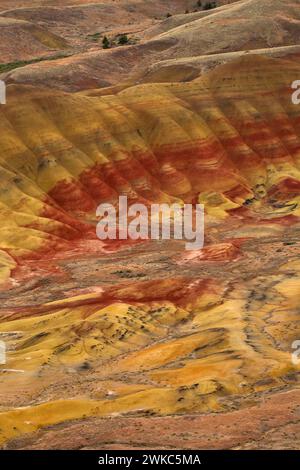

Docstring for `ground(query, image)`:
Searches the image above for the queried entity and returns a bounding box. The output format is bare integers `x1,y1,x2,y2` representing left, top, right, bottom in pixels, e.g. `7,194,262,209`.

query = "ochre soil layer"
0,51,300,449
5,389,300,450
0,223,300,449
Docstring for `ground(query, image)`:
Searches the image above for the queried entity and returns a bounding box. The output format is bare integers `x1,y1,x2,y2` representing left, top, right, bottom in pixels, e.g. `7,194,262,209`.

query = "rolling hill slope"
0,0,299,452
0,17,67,62
0,54,300,268
2,0,299,91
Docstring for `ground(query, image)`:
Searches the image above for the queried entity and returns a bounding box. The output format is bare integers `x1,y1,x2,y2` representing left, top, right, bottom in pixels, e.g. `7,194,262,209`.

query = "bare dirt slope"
141,45,300,83
152,0,300,56
0,17,68,62
0,1,201,50
1,0,299,91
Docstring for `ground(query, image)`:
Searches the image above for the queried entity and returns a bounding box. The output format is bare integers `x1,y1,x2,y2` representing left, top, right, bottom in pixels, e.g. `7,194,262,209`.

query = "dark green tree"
102,36,110,49
203,1,217,9
118,34,129,45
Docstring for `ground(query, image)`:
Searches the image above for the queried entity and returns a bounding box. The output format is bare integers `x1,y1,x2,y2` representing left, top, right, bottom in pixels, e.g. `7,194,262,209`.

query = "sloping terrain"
1,55,300,262
0,17,68,62
152,0,300,56
142,0,246,39
0,53,299,448
0,1,230,54
0,1,238,78
2,0,300,91
5,390,300,450
141,45,300,83
0,0,299,452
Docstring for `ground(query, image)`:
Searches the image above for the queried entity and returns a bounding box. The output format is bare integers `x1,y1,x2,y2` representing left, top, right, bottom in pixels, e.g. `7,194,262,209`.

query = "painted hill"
0,0,300,452
0,54,299,270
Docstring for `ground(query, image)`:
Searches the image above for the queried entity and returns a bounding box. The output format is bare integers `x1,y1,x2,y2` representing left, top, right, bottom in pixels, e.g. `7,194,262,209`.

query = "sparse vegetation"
87,32,101,42
117,34,129,45
203,1,217,9
112,269,146,279
0,53,71,74
102,35,110,49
